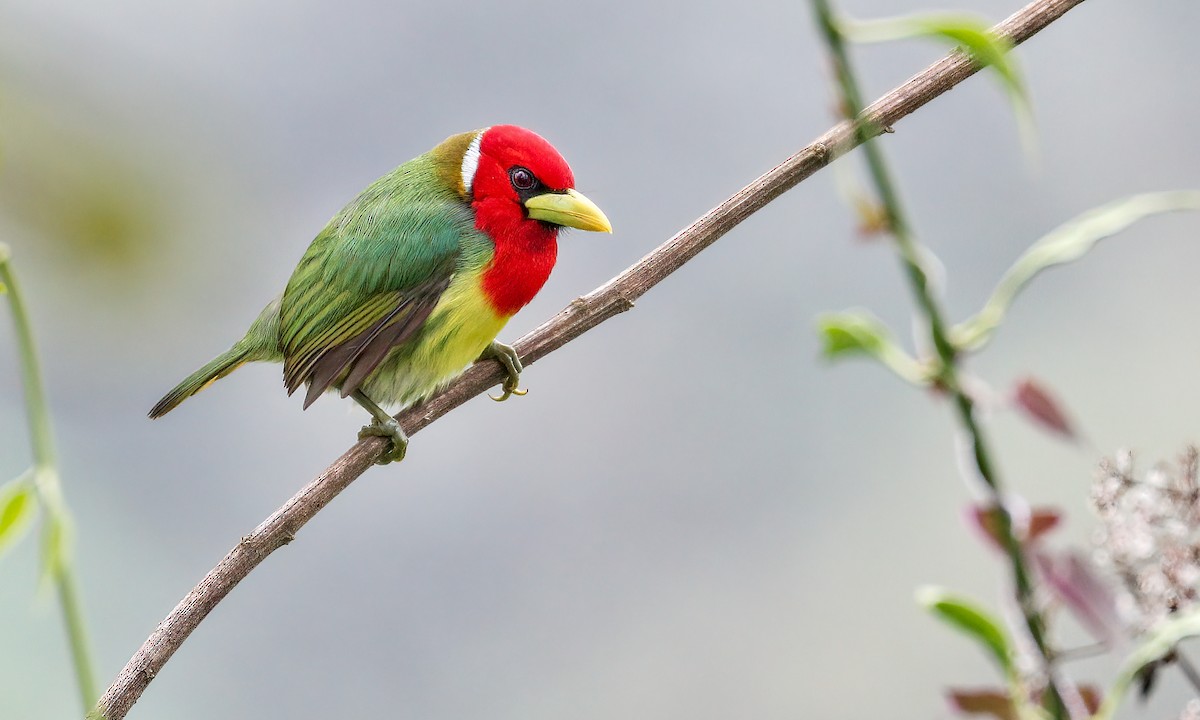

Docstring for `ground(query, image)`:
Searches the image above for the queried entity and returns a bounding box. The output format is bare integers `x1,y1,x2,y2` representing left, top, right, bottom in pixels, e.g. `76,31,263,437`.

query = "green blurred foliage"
0,473,37,558
817,309,927,384
954,191,1200,351
918,586,1015,677
0,88,168,271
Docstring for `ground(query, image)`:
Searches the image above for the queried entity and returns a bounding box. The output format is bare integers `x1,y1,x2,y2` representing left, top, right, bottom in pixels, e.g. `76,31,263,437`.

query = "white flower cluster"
1091,447,1200,634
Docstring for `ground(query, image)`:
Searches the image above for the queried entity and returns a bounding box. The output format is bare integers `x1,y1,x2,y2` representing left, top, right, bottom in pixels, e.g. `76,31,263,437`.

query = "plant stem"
808,2,1065,716
0,244,99,711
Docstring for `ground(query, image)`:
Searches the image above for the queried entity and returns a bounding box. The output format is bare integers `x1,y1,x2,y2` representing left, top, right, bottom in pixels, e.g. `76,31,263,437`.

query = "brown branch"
88,0,1087,717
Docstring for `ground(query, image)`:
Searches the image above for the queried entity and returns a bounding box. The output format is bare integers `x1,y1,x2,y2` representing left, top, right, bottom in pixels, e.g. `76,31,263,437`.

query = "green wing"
279,159,482,409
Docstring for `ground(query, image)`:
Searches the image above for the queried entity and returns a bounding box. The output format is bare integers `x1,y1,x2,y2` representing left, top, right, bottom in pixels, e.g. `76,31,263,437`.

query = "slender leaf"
1094,607,1200,719
818,310,886,356
954,191,1200,351
1011,377,1077,441
0,473,38,557
816,310,928,384
917,586,1014,675
1034,550,1123,647
947,689,1018,720
846,13,1033,151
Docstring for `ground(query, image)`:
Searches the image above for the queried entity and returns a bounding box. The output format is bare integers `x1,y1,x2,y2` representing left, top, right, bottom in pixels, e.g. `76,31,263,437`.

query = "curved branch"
89,0,1086,716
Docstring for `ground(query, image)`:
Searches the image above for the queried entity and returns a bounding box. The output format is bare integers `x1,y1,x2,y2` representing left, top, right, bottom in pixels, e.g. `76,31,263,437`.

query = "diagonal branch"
88,0,1087,717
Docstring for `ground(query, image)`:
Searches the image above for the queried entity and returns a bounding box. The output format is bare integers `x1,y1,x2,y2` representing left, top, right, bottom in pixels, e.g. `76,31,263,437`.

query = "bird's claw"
482,341,527,402
489,381,528,402
358,417,409,465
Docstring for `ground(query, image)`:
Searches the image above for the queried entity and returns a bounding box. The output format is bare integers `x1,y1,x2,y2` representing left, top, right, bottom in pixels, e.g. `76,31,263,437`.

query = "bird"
148,125,612,464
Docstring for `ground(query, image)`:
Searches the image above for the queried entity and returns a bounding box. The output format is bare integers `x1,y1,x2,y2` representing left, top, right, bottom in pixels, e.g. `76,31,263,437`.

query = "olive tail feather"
148,346,251,419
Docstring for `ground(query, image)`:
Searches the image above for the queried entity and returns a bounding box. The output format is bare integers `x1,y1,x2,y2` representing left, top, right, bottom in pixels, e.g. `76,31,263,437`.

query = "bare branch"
88,0,1087,717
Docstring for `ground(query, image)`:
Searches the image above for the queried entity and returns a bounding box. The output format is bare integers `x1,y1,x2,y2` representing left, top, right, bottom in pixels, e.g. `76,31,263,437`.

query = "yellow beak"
524,189,613,233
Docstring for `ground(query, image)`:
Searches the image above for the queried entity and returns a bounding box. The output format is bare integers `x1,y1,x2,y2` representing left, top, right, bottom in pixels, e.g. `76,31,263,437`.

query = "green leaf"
816,310,928,384
845,13,1033,152
0,472,39,558
917,586,1014,676
1094,607,1200,719
954,191,1200,351
818,310,886,356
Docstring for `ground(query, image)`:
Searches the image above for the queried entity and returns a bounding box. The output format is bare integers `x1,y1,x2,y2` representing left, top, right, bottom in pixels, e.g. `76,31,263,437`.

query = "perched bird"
149,125,611,463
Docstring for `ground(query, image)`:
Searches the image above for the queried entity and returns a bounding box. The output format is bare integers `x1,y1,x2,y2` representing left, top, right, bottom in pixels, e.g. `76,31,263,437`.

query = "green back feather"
279,146,493,402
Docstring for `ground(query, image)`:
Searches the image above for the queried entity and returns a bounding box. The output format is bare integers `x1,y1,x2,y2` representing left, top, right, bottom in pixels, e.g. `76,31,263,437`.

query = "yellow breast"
360,265,511,406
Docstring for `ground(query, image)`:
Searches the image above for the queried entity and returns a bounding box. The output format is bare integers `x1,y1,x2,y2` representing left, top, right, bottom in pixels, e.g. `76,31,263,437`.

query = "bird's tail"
149,296,282,419
148,344,254,419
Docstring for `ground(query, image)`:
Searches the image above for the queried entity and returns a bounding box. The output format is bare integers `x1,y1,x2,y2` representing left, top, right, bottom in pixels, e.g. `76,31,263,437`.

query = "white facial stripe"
460,129,487,197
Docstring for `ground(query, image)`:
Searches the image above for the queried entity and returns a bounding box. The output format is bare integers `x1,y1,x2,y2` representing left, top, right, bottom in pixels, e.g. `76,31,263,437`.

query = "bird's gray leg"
351,390,408,464
479,341,527,402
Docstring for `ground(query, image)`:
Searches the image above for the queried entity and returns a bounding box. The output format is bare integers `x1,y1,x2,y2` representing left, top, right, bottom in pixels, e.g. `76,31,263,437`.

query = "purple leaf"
946,689,1018,719
1027,509,1062,542
1012,377,1077,441
1075,685,1102,714
966,505,1004,551
966,504,1061,552
1035,549,1124,646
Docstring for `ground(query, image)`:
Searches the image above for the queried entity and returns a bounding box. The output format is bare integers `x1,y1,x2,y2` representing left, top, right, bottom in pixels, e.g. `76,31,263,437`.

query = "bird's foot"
481,341,528,402
358,417,409,465
351,390,409,465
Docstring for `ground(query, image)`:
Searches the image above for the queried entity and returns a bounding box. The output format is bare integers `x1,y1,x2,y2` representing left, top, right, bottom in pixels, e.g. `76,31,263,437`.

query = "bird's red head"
437,125,611,316
467,124,575,203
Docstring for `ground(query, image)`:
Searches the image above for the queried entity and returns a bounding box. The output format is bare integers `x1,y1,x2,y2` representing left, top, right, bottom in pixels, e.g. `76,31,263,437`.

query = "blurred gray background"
1,0,1197,718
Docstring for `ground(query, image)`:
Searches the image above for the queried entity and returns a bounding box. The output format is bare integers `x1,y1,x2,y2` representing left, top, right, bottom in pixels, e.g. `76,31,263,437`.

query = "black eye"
509,167,537,191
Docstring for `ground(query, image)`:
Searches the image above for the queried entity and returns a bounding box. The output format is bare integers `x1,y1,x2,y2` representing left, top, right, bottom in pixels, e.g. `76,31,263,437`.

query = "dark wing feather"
283,290,401,396
335,277,450,395
299,271,452,408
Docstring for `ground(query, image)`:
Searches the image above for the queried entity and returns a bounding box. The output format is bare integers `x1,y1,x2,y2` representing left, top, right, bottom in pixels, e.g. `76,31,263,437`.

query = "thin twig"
1055,641,1109,663
88,0,1087,717
0,245,99,711
1174,649,1200,696
809,1,1068,716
